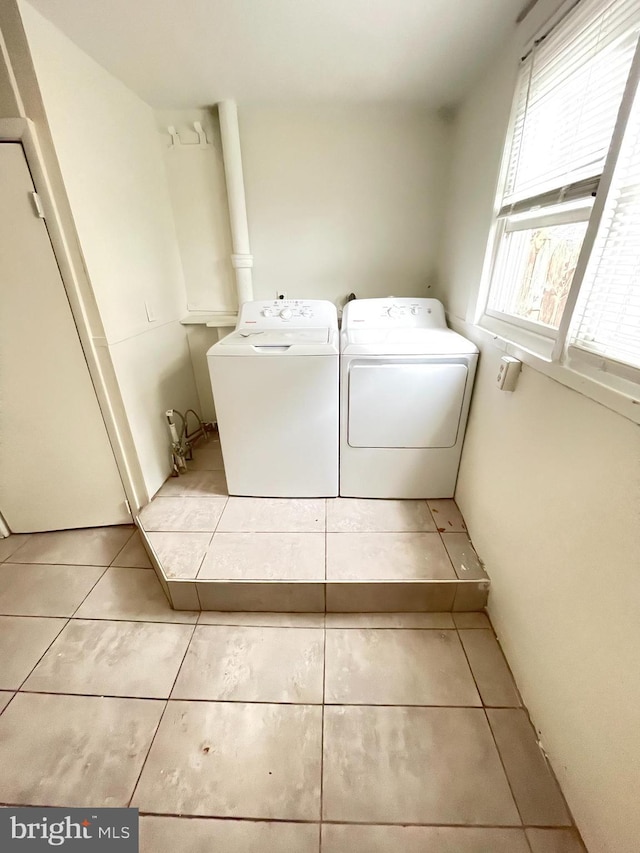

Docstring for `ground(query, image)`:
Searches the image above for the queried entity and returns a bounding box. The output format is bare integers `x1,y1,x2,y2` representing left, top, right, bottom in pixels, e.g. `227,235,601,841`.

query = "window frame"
484,199,595,339
476,0,640,402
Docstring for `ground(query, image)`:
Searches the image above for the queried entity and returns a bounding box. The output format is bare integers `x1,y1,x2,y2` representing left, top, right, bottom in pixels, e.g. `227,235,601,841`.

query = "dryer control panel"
237,299,338,329
342,298,447,329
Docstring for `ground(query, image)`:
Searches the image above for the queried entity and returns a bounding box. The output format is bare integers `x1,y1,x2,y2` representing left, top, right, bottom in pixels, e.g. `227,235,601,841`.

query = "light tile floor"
0,525,585,851
141,439,487,589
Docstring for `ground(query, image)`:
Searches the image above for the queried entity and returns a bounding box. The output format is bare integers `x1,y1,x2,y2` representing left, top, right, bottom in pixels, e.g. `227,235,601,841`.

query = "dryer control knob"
279,307,293,319
387,306,401,319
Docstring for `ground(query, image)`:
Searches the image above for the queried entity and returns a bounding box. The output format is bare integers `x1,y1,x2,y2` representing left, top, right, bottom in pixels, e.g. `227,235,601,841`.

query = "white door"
0,142,129,532
348,361,469,448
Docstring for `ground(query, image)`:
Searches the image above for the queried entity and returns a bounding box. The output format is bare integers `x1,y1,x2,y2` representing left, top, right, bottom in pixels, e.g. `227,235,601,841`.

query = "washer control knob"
410,306,419,315
279,307,293,319
262,307,274,317
300,307,312,318
387,306,401,319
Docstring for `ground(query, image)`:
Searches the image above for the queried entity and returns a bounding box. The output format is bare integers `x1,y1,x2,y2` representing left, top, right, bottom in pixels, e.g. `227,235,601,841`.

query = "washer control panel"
343,298,447,329
386,303,423,319
237,299,338,329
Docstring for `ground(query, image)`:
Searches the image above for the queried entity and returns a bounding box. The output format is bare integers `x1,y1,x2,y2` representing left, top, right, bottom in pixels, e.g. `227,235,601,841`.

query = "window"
481,0,640,384
569,71,640,372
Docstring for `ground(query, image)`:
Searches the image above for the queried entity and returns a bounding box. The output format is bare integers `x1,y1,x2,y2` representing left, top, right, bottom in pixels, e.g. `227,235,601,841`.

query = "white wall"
154,102,451,420
440,3,640,852
153,108,237,423
154,102,451,313
0,27,21,116
241,103,451,306
20,2,200,499
155,108,237,313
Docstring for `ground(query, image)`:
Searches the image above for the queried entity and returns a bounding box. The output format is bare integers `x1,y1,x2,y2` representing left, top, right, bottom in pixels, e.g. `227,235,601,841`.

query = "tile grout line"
0,805,580,830
194,580,204,613
7,691,537,709
483,703,531,832
195,623,454,631
319,610,327,833
126,619,199,809
190,493,229,588
0,692,17,717
15,617,70,693
459,626,527,710
456,621,527,829
65,614,197,627
51,595,488,626
455,621,545,837
109,528,139,568
522,823,536,852
99,565,151,571
195,530,217,581
0,533,33,564
324,499,328,600
155,492,228,499
2,559,129,568
1,613,85,622
69,565,112,619
211,495,229,538
322,487,327,842
139,526,223,534
0,529,135,567
483,671,579,837
16,689,190,702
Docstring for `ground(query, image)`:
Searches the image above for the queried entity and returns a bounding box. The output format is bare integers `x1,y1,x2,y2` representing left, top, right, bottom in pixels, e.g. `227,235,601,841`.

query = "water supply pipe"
218,100,253,307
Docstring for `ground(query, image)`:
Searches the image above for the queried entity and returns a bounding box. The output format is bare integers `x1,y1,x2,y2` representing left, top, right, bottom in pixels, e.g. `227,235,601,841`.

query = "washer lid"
209,327,339,356
341,328,478,356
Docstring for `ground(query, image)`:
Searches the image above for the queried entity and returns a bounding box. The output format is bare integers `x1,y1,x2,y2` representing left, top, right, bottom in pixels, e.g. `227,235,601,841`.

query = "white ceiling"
24,0,526,109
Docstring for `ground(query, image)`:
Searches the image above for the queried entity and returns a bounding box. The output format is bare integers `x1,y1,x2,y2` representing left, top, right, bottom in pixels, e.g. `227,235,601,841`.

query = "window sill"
478,313,556,362
447,315,640,425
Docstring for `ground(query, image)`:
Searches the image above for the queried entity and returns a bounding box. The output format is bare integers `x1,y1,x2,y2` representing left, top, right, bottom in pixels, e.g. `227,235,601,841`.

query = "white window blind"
501,0,640,213
570,82,640,368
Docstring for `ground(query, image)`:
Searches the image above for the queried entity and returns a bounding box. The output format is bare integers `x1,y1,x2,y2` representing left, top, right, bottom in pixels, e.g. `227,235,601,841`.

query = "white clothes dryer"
207,299,339,497
340,298,478,498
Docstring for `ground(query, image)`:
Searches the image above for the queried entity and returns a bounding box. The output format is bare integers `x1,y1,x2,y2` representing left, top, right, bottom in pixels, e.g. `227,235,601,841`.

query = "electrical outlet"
276,290,287,301
497,356,522,391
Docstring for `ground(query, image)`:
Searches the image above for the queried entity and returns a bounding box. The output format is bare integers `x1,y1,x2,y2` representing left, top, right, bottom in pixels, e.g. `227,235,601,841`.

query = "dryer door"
348,361,468,448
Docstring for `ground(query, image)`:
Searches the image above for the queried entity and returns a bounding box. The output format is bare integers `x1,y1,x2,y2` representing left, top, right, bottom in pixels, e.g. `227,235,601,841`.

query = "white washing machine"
207,299,339,497
340,297,478,498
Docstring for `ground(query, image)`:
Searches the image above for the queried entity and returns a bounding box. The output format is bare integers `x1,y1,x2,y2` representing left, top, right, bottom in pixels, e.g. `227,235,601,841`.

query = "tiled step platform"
0,548,583,851
139,440,489,612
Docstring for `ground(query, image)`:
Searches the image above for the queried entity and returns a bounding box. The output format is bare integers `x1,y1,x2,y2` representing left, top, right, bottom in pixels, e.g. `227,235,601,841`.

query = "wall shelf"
180,312,238,328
